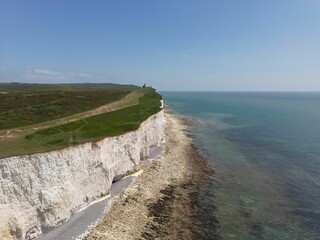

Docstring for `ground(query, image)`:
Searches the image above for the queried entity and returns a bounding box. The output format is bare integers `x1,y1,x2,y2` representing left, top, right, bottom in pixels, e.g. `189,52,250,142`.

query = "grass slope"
25,88,162,147
0,88,162,158
0,91,131,130
0,82,138,92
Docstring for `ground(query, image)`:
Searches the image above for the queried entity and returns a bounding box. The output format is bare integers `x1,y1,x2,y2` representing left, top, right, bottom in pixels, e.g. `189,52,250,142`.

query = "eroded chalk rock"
0,111,164,240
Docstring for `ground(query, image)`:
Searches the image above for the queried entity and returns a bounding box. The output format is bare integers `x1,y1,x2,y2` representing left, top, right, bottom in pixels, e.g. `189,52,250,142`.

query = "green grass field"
0,83,138,130
24,88,162,148
0,91,131,130
0,82,138,92
0,84,162,159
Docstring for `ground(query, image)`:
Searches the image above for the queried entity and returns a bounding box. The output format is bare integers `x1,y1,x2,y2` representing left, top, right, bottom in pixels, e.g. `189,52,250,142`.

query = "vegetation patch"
0,90,132,130
0,82,138,93
24,88,162,149
0,84,161,159
125,167,140,176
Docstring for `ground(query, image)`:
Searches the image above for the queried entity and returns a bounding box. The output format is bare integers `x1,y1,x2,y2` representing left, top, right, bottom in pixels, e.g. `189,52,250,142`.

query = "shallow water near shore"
162,92,320,240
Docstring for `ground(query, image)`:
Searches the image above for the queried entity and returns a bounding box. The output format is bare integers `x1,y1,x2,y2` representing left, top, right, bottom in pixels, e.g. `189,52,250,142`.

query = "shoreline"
85,111,213,239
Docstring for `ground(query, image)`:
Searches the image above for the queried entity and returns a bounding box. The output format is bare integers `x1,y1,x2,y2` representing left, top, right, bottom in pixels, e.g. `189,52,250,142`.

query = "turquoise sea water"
162,92,320,240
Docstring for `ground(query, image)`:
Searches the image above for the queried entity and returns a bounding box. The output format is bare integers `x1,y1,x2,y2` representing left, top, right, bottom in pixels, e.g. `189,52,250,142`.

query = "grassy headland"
0,82,138,92
0,84,162,159
24,88,162,148
0,83,138,130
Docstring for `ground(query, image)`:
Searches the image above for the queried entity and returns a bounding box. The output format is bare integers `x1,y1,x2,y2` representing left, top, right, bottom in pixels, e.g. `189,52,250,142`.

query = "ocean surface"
162,92,320,240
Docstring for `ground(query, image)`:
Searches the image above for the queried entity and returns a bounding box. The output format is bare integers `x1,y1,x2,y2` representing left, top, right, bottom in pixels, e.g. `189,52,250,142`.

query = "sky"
1,0,320,91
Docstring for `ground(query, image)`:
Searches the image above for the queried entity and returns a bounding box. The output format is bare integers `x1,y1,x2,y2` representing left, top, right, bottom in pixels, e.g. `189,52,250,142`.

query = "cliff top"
0,82,138,93
0,84,162,159
0,83,139,131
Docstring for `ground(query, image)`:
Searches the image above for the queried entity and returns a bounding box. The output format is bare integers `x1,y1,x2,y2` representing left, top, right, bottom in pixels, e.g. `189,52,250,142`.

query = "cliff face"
0,111,165,240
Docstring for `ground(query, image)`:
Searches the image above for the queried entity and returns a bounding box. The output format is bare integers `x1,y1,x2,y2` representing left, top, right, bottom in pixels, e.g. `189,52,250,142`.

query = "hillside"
0,83,138,130
0,82,138,92
0,83,162,159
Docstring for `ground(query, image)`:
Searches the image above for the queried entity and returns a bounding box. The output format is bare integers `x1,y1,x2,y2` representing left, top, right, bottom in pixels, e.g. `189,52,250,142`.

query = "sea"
161,92,320,240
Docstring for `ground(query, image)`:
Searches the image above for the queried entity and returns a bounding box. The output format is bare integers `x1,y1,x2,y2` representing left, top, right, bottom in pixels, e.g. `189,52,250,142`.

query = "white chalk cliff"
0,110,165,240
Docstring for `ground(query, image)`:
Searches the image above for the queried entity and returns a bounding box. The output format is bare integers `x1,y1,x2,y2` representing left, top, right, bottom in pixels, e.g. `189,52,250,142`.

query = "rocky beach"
85,112,213,240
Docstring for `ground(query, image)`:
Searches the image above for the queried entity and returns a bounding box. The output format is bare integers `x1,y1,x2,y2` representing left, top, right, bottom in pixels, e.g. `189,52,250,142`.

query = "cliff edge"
0,110,165,240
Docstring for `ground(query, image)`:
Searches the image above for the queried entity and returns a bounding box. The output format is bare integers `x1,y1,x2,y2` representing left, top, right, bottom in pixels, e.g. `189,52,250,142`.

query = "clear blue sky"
1,0,320,91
